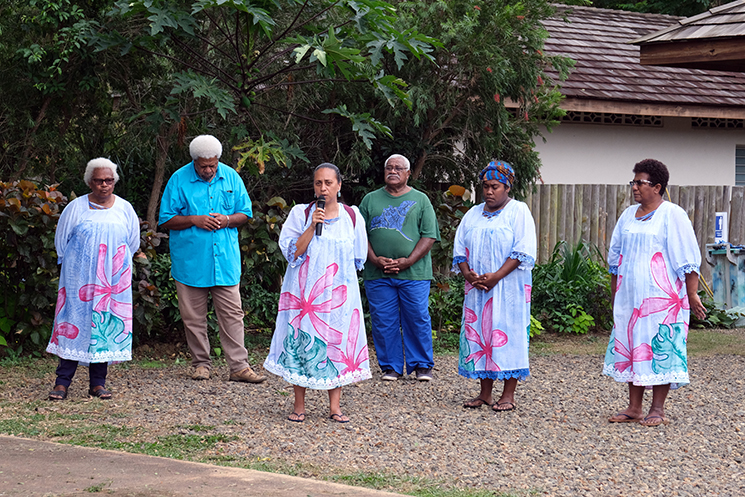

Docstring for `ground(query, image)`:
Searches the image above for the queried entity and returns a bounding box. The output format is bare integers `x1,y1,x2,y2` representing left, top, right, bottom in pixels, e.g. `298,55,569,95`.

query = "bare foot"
329,412,349,423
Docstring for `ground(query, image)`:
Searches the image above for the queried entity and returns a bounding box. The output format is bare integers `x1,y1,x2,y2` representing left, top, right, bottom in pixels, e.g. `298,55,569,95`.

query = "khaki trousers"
175,281,249,373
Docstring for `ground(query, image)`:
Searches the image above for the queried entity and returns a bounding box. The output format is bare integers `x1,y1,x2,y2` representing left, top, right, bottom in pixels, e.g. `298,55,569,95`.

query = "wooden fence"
524,184,745,284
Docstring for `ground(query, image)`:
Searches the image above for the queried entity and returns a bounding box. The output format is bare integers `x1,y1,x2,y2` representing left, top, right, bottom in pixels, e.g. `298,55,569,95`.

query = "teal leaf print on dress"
279,324,339,380
651,322,687,374
89,311,129,355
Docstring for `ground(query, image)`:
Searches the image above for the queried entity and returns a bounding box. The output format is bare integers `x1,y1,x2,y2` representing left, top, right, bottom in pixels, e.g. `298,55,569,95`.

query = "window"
737,146,745,186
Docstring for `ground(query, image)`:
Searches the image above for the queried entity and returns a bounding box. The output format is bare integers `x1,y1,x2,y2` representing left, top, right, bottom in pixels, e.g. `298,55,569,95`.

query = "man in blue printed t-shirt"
159,135,266,384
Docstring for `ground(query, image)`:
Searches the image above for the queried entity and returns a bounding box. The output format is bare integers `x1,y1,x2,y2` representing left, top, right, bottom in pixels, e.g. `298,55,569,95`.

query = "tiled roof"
633,0,745,43
542,5,745,107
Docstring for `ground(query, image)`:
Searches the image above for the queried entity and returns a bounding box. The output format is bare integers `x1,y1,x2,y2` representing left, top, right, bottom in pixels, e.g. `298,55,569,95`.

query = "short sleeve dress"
452,200,537,380
263,203,372,389
603,201,701,387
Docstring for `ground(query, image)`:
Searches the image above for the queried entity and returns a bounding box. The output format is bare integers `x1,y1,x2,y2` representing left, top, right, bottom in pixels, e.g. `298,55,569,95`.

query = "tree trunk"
146,120,180,228
14,96,52,179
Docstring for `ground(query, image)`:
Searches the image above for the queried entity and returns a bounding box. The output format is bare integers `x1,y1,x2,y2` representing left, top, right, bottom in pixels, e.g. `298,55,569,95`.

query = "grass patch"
687,329,745,356
327,471,527,497
180,424,214,432
136,359,172,369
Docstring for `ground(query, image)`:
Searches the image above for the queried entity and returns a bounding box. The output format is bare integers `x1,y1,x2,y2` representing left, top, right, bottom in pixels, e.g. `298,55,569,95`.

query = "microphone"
315,195,326,236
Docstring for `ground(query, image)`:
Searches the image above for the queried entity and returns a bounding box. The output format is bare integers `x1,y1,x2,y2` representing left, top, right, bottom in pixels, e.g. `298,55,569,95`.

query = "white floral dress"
263,203,371,389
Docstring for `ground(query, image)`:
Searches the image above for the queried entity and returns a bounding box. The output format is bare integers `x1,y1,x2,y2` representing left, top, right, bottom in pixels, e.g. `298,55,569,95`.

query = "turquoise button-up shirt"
159,161,252,287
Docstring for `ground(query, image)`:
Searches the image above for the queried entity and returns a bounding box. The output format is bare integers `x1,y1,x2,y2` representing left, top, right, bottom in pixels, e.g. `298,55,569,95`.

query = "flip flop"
329,413,350,423
287,412,306,423
463,398,494,409
492,401,516,412
609,413,643,423
640,415,669,427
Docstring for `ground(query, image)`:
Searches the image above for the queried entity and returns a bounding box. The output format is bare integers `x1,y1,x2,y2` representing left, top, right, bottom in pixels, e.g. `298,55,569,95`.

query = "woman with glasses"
453,160,536,412
47,158,140,400
605,159,706,426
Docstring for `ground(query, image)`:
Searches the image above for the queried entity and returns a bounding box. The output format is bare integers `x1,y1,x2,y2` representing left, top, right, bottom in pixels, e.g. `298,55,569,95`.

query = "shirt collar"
188,161,226,184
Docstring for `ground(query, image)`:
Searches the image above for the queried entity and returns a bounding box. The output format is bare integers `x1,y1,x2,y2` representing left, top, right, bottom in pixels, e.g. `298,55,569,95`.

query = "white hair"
189,135,223,160
84,158,119,186
384,154,410,170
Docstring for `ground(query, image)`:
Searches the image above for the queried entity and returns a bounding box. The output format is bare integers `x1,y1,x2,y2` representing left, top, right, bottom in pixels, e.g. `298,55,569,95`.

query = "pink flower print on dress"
327,309,369,375
79,244,132,331
638,252,689,328
464,298,508,371
50,287,79,346
278,257,345,345
614,307,653,372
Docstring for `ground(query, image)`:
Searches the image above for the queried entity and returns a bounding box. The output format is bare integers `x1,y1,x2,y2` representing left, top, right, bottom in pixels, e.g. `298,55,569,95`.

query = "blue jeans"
55,359,108,388
365,278,434,375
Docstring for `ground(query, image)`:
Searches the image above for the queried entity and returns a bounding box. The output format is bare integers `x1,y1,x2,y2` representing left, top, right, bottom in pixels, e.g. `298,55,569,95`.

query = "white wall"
535,117,744,185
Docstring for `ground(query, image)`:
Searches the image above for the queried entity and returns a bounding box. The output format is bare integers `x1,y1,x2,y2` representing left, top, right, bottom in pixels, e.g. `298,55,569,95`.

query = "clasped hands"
464,269,500,291
194,213,230,231
377,256,411,275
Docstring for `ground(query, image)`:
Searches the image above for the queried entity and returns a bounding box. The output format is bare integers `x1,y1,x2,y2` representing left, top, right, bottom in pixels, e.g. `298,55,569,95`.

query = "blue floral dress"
263,203,371,389
46,195,140,363
604,201,701,387
452,201,537,380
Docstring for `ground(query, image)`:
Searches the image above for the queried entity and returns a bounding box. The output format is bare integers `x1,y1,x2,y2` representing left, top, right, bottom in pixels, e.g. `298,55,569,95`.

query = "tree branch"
250,101,335,124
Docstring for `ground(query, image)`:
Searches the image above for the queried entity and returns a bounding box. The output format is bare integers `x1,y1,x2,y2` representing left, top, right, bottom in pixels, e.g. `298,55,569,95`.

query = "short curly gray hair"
84,158,119,187
189,135,223,160
384,154,410,170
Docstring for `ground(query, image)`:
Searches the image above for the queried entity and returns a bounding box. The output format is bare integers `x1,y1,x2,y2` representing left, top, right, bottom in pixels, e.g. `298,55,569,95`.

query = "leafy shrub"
691,290,745,329
0,181,68,354
239,196,291,292
429,275,465,333
243,281,279,330
430,186,472,277
531,240,612,334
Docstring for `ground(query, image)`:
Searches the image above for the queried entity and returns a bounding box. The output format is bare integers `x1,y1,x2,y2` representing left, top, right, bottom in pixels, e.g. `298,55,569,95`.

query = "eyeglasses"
629,179,654,187
92,178,116,186
384,166,408,172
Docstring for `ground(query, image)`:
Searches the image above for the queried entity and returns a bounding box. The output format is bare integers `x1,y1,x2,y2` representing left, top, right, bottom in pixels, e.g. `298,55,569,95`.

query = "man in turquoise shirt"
159,135,266,384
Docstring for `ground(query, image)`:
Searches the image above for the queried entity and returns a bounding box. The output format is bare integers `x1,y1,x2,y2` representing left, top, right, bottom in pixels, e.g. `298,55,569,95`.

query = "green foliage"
430,186,472,276
104,0,437,149
691,290,745,329
590,0,713,17
239,196,291,291
530,314,544,338
370,0,574,195
0,181,68,354
429,276,465,334
531,240,612,334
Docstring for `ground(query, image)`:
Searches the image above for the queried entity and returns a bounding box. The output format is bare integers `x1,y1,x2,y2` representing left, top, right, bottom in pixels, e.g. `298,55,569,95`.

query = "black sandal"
88,386,112,399
48,386,67,401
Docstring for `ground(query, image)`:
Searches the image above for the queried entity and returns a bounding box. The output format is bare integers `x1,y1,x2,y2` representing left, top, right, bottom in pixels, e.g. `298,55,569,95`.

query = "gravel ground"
4,349,745,496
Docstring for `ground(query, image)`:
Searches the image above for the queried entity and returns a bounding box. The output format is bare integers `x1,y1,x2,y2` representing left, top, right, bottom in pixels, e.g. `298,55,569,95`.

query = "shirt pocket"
221,190,235,211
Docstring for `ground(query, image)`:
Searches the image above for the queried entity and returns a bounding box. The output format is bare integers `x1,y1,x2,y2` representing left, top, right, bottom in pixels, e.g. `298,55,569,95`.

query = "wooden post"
731,186,745,245
540,184,551,263
549,184,559,254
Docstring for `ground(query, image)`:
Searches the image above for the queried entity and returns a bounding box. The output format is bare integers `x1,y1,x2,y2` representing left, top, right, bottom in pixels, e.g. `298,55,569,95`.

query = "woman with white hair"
47,158,140,400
